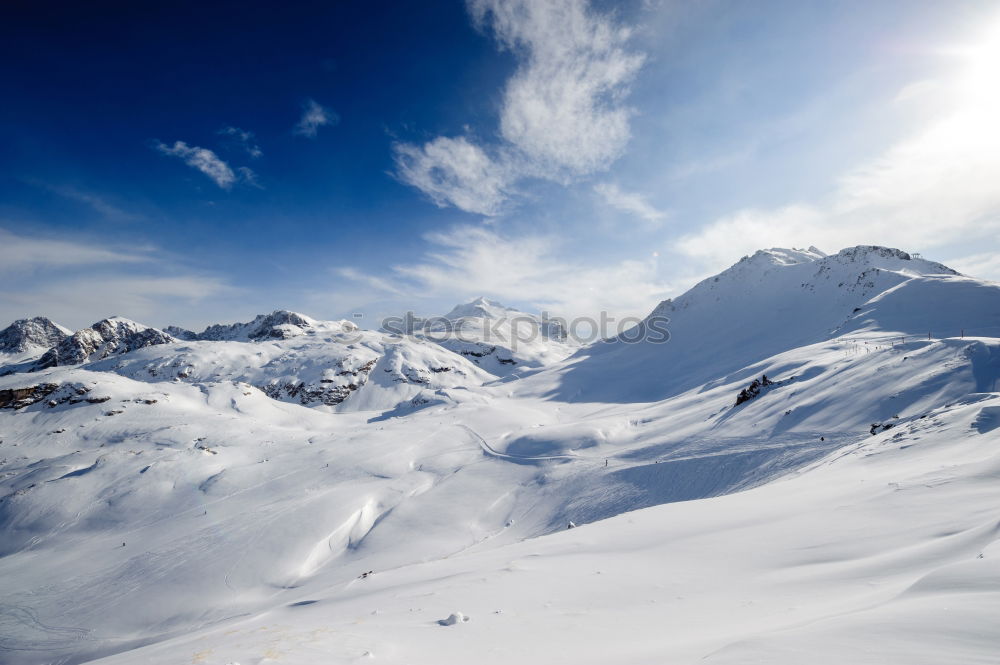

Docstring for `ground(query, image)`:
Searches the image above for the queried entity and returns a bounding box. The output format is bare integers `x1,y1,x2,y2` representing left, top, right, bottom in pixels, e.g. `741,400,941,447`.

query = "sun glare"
954,15,1000,107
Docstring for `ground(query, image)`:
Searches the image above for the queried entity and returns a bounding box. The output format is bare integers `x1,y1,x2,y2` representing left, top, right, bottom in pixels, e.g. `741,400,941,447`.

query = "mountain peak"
733,245,956,275
444,297,519,321
701,245,958,297
179,310,317,342
562,245,996,404
828,245,958,275
0,316,71,354
744,246,828,267
33,318,174,370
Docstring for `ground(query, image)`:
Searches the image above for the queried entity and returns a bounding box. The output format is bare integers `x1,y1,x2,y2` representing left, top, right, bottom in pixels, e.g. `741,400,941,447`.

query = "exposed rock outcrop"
735,374,775,406
169,310,325,342
258,359,378,406
33,318,175,370
0,317,71,353
0,383,59,409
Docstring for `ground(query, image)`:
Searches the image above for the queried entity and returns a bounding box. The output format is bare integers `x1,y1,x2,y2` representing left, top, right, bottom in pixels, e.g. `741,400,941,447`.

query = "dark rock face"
735,374,775,406
258,359,378,406
33,318,175,370
832,246,959,275
0,383,59,409
443,342,517,367
0,383,112,410
870,422,896,436
247,311,313,340
0,317,69,353
260,381,360,406
163,326,197,341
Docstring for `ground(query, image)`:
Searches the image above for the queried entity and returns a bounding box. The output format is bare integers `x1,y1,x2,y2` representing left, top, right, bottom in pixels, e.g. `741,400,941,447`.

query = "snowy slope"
529,245,998,403
0,245,999,665
82,393,1000,665
2,331,994,664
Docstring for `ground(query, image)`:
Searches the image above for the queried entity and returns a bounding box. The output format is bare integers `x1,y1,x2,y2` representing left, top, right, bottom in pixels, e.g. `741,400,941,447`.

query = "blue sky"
3,0,1000,330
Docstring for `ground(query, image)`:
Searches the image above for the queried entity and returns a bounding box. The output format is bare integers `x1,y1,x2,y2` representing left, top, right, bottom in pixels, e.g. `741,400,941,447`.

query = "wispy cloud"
154,140,238,189
947,251,1000,282
294,98,338,138
472,0,644,175
0,226,235,330
678,52,1000,270
0,227,150,272
338,225,671,319
2,274,234,332
394,0,644,215
335,267,407,297
236,166,263,189
594,182,668,227
393,137,512,216
35,183,140,222
218,125,263,158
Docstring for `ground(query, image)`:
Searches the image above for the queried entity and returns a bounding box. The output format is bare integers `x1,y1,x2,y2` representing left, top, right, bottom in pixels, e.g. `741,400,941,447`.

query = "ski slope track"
1,245,999,664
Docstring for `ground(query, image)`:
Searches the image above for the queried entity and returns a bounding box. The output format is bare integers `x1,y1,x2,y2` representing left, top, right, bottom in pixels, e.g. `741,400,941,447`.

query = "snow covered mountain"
531,245,1000,403
101,316,493,413
165,309,318,341
31,316,176,371
0,316,70,354
415,297,577,376
1,245,999,665
0,311,495,414
441,296,523,321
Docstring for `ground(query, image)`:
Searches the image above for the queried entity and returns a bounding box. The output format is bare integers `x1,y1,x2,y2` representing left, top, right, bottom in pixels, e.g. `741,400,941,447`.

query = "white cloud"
666,145,756,181
395,0,644,215
0,226,235,330
473,0,644,175
155,141,238,189
594,182,668,226
678,60,1000,270
294,99,338,138
0,227,150,272
893,79,942,105
37,184,139,222
2,276,232,328
677,205,827,265
393,137,512,216
335,267,407,297
948,252,1000,282
236,166,263,189
218,126,263,158
339,225,672,320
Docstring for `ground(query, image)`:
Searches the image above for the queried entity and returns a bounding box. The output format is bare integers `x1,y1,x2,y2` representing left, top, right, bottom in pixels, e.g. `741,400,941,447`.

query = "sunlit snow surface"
1,246,999,664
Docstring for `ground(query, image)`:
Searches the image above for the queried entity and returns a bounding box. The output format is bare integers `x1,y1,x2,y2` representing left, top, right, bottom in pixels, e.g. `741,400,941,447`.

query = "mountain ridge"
523,244,999,403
